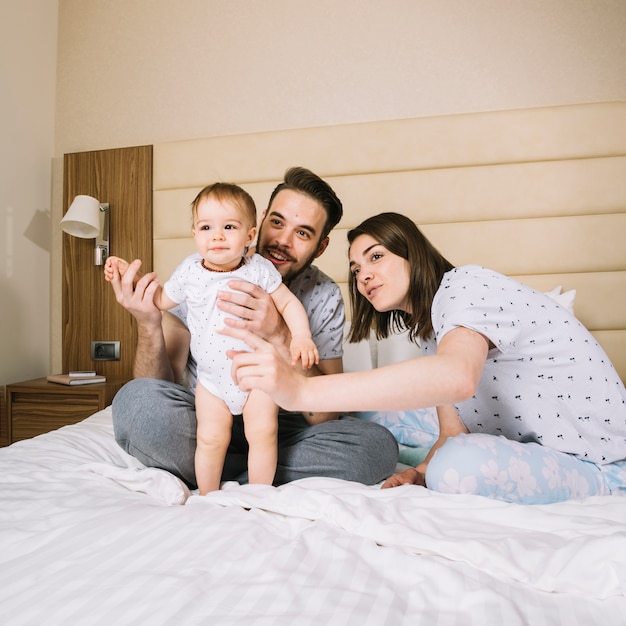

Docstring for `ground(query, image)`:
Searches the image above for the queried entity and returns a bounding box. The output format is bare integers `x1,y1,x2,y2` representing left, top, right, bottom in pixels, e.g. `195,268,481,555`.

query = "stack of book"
47,371,106,386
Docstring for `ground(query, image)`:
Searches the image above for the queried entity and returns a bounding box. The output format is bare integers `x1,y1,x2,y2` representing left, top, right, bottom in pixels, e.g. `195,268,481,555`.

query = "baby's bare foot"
103,256,131,281
114,258,130,277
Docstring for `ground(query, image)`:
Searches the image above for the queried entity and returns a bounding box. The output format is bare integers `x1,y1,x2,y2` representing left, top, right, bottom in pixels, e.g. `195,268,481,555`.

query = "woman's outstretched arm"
225,325,489,414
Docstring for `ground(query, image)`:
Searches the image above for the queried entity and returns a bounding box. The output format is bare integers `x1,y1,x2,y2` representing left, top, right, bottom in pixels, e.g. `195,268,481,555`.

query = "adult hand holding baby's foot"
104,256,130,282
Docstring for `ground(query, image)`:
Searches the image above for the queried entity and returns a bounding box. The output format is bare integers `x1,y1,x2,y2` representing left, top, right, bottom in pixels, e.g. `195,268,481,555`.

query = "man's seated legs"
274,413,399,486
112,378,198,487
113,379,399,490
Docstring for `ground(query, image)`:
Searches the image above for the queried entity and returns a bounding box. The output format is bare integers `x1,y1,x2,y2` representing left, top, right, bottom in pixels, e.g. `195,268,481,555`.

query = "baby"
105,182,318,493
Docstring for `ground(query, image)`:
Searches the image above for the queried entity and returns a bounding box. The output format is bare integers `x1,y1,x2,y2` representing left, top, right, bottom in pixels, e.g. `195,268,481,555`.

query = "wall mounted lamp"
61,195,110,265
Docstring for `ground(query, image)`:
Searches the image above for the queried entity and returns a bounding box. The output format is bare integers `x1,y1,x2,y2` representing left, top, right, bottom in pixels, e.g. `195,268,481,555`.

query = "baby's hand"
104,256,131,282
290,335,319,370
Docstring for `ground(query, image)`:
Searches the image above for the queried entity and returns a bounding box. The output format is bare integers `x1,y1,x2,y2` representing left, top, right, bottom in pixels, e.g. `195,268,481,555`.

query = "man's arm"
107,258,185,382
298,356,343,424
160,312,191,384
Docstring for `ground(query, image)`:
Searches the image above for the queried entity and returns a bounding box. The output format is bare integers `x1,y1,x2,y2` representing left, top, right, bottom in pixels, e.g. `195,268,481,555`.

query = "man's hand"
217,279,289,346
104,256,131,282
106,258,177,381
106,258,162,327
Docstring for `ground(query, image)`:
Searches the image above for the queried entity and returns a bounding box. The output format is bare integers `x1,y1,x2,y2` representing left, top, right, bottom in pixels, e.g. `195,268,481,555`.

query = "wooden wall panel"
62,146,153,378
0,386,7,447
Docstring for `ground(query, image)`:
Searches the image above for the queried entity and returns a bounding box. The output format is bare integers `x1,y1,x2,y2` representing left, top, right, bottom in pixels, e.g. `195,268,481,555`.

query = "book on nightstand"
47,373,106,386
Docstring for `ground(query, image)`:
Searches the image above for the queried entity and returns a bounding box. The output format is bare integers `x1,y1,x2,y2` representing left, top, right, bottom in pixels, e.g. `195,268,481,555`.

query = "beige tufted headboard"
152,102,626,382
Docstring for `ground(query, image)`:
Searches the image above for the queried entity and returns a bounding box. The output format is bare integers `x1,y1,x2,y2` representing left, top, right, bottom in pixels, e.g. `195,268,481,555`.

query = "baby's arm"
104,255,177,311
270,283,319,369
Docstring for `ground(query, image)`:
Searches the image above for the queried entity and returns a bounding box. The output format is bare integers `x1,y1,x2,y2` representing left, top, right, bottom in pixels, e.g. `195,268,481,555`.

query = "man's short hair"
268,167,343,239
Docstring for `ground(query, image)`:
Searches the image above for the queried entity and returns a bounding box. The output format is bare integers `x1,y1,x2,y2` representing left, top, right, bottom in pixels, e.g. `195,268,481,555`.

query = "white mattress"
1,408,625,625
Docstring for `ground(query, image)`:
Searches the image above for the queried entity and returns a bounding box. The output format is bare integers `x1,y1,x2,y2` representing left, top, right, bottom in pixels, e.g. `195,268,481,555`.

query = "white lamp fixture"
61,195,110,265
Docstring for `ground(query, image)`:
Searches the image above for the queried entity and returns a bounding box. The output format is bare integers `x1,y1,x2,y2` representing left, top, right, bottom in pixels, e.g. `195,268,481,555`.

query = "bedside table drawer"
10,392,103,441
7,377,127,443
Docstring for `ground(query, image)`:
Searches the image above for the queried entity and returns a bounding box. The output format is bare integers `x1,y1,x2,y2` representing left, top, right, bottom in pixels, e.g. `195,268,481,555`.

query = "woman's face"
349,234,412,313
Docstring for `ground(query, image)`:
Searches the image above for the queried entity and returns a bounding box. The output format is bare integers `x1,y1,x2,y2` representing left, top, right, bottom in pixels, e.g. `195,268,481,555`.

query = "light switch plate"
91,341,120,361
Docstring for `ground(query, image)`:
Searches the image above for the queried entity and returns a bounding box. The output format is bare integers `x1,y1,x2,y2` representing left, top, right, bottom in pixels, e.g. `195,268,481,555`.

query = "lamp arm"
95,203,110,265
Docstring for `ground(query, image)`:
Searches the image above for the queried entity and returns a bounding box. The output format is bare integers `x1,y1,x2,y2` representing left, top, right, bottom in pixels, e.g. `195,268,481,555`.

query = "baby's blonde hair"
191,182,256,227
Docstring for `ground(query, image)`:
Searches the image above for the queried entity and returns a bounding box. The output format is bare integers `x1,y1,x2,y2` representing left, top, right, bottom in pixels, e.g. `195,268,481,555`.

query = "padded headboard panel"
152,102,626,382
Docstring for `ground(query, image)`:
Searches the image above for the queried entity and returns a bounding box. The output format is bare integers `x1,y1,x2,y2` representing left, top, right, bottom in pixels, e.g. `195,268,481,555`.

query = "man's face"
257,189,329,282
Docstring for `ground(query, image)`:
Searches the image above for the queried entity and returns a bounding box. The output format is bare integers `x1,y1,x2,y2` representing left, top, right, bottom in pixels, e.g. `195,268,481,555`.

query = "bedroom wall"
50,0,626,370
0,1,58,398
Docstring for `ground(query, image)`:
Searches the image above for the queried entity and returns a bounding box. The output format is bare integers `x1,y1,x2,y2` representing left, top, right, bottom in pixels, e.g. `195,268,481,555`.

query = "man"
109,167,398,489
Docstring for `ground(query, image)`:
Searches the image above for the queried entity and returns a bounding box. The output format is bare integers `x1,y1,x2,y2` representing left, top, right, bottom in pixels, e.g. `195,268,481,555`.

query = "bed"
2,102,626,625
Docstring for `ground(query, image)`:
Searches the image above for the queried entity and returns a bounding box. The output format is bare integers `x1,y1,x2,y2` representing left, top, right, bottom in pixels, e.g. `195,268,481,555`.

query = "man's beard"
257,232,318,283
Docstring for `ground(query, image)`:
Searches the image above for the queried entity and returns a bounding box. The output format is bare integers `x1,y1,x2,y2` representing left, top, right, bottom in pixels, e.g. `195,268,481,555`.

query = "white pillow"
342,324,423,372
544,285,576,314
353,408,439,448
342,322,374,372
375,327,422,368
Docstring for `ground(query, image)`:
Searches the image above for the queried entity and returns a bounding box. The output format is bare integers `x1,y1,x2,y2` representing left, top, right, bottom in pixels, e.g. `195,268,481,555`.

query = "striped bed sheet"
1,407,625,625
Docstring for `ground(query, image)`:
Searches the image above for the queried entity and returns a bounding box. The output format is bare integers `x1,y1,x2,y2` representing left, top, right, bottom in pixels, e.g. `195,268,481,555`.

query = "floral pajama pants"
426,432,626,504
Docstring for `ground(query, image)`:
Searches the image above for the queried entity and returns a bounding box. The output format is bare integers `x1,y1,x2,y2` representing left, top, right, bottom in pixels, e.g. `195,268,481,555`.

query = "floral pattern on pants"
425,433,626,504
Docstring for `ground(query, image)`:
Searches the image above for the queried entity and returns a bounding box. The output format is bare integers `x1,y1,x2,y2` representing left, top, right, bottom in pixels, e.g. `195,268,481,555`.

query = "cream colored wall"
1,0,58,387
55,0,626,154
50,0,626,369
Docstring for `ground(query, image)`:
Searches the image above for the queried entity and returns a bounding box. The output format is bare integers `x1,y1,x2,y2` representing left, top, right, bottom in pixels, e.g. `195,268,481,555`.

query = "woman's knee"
425,433,610,503
425,435,484,495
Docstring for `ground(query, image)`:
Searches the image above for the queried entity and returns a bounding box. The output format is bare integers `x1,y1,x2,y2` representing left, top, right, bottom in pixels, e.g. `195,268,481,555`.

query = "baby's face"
192,197,256,272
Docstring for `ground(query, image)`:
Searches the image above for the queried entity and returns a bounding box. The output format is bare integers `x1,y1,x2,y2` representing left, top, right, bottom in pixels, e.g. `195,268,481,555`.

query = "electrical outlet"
91,341,120,361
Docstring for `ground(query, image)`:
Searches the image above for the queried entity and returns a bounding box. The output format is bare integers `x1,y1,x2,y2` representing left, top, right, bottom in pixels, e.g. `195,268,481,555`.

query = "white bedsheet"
1,407,625,625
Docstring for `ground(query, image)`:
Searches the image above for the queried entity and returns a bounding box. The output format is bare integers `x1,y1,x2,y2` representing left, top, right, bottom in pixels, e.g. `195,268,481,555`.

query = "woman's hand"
382,467,426,489
223,326,305,410
383,404,468,490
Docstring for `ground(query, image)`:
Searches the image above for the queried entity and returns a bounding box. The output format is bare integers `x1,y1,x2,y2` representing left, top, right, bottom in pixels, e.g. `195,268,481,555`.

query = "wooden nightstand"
6,377,128,444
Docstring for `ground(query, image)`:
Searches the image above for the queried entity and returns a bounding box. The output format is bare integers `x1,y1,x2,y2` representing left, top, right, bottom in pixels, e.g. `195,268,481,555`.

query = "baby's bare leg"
243,390,279,485
195,383,233,494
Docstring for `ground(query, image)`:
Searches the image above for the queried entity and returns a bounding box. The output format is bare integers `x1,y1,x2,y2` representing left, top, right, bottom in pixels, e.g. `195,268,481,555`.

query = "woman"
226,212,626,503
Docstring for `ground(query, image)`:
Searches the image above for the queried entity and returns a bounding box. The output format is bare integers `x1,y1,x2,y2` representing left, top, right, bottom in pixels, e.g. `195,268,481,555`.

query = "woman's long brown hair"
347,212,454,344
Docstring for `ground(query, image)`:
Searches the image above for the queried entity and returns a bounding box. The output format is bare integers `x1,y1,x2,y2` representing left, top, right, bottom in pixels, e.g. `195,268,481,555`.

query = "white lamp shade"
61,195,102,238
